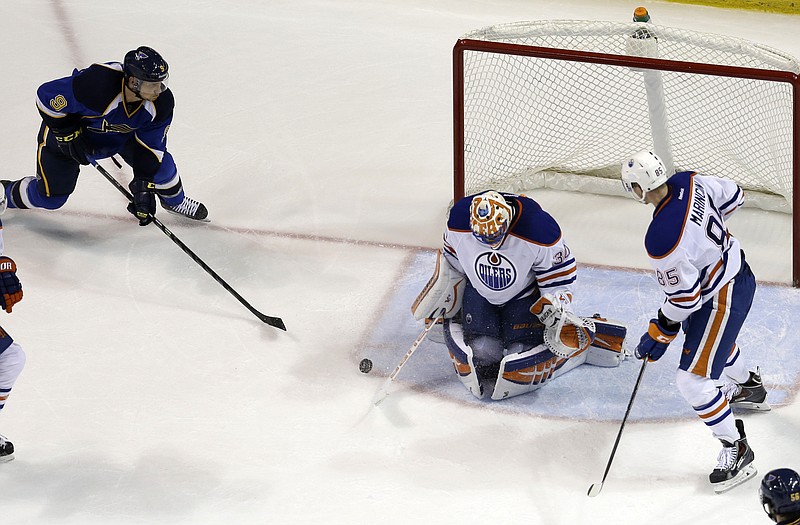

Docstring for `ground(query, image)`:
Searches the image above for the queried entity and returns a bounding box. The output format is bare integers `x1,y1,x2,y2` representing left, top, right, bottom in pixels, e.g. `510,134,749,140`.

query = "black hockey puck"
359,358,373,374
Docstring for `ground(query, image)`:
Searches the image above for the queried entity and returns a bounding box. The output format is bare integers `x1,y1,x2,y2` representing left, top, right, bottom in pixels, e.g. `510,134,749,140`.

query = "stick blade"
587,482,603,497
372,383,391,407
259,315,287,331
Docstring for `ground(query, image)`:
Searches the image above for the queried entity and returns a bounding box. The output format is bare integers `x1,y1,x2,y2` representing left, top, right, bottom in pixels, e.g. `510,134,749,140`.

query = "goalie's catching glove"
127,179,156,226
530,293,565,327
0,256,23,313
51,125,92,165
634,311,680,362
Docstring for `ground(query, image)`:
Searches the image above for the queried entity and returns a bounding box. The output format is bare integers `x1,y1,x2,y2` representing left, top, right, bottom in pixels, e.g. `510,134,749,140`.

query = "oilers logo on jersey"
474,251,517,291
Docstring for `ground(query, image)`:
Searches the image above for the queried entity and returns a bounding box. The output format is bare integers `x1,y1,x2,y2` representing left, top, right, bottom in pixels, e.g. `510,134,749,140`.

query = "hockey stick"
587,358,648,497
91,160,286,331
372,309,446,407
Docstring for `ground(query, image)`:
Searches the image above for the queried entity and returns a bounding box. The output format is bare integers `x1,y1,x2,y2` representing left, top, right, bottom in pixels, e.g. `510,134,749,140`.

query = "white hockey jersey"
442,193,576,306
644,171,744,323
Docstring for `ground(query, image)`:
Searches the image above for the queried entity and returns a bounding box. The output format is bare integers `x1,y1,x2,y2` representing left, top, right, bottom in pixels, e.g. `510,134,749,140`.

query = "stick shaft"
373,312,444,406
596,359,648,486
92,161,286,330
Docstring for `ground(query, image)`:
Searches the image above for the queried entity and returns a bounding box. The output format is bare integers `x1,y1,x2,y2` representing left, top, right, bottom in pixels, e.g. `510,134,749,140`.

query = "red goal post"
453,20,800,284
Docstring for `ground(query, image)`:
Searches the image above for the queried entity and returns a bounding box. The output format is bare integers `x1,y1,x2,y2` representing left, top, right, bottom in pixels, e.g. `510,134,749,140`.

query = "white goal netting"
456,20,800,212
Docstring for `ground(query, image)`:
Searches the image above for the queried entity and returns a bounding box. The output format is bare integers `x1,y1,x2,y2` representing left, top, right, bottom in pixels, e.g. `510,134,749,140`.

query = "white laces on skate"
720,383,742,401
170,196,202,217
715,443,738,471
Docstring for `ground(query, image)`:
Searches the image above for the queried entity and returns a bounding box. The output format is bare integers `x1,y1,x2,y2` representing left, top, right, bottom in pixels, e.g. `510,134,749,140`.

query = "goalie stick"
92,160,286,331
372,308,446,406
587,358,648,497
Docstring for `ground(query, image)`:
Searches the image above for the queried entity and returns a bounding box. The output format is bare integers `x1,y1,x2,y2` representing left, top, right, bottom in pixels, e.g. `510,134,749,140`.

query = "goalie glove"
531,292,594,358
544,312,596,358
411,249,465,321
530,292,571,327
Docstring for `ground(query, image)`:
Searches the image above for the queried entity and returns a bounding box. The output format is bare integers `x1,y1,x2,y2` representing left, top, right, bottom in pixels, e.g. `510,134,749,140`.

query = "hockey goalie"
412,190,627,400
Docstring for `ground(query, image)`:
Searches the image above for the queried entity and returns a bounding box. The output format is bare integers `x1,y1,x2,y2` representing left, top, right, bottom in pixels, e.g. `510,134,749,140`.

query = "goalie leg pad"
491,342,595,401
411,249,465,321
585,316,628,367
444,320,483,399
490,344,559,400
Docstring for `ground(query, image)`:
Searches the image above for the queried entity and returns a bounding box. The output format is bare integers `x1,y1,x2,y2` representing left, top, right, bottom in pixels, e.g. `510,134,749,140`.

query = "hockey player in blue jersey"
3,46,207,224
760,468,800,524
412,190,627,401
621,150,769,494
0,193,26,463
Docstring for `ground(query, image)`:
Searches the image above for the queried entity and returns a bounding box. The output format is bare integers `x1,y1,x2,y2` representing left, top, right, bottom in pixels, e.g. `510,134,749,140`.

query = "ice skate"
0,433,15,463
710,419,757,494
722,367,770,411
161,195,209,222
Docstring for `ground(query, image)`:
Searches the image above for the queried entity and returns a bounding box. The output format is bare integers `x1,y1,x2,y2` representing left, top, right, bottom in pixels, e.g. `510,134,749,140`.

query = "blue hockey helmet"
760,468,800,521
124,46,169,82
123,46,169,97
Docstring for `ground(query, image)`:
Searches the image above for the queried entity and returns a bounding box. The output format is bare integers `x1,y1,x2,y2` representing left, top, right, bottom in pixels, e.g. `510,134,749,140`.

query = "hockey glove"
0,256,23,313
634,313,679,362
530,293,564,327
51,125,92,165
127,179,156,226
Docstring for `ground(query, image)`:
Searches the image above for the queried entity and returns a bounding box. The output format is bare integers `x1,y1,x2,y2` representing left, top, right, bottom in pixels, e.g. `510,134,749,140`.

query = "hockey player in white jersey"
621,150,768,494
0,192,26,463
411,190,627,401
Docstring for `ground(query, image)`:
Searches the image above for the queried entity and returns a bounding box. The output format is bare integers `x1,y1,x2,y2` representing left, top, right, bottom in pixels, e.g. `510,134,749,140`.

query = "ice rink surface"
1,1,799,524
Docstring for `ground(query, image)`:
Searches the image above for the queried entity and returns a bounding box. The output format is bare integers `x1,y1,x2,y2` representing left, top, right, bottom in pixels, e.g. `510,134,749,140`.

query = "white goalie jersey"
442,192,576,306
644,171,744,323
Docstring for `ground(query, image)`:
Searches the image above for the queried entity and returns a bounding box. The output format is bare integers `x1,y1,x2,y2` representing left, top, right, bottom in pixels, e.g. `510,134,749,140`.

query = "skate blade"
0,453,15,463
163,207,211,223
731,400,771,412
712,463,757,494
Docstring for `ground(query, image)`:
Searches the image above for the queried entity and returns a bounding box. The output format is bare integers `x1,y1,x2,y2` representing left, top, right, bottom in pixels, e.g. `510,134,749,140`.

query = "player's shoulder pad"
151,89,175,124
645,171,695,259
507,194,561,246
447,194,474,231
71,63,125,113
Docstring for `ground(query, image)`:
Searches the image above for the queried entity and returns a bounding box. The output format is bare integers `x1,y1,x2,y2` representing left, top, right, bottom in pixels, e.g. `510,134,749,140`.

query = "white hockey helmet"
469,191,514,249
621,150,669,203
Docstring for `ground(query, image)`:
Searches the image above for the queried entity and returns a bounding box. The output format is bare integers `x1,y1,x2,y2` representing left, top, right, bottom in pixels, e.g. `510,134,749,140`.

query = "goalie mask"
621,150,669,203
469,191,513,249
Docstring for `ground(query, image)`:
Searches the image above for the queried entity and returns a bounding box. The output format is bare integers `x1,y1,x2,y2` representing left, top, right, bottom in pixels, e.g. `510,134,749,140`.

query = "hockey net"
453,20,800,215
453,20,800,287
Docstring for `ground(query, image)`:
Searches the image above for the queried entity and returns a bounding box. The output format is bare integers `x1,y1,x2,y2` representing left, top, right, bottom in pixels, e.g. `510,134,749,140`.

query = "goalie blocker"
411,249,465,322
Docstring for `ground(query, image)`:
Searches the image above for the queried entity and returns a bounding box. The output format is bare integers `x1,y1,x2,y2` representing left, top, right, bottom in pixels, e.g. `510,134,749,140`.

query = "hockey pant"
0,339,25,412
676,259,756,444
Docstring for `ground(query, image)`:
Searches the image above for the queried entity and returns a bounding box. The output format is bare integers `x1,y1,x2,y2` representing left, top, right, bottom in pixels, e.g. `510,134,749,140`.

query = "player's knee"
0,342,25,385
27,183,69,210
37,195,69,210
675,368,717,406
